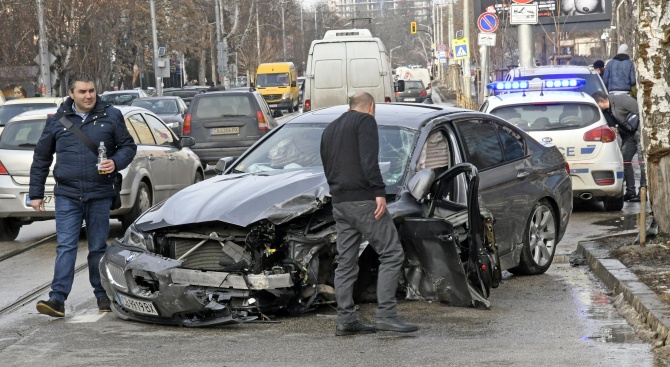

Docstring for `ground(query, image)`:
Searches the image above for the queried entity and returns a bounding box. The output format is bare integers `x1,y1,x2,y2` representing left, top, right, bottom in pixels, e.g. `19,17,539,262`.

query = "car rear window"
0,104,55,126
404,81,424,90
0,118,47,150
490,103,601,131
193,95,253,118
131,99,179,114
100,93,139,105
164,90,199,98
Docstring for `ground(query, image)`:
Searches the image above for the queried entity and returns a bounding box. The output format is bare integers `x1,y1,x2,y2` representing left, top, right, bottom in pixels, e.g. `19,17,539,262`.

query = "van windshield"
257,73,290,87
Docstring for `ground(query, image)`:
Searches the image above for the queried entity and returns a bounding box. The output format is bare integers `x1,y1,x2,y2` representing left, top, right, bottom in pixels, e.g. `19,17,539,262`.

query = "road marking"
67,313,106,323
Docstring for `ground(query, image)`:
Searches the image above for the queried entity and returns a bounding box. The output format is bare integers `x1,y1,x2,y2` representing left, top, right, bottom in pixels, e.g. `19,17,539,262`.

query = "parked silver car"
0,106,204,241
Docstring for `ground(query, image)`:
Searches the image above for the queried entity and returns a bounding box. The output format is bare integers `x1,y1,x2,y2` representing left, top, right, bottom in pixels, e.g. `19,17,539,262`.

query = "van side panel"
310,43,348,109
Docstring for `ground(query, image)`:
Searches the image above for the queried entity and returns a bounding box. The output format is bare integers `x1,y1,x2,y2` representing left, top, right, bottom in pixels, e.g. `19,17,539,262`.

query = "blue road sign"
478,13,499,33
454,44,468,59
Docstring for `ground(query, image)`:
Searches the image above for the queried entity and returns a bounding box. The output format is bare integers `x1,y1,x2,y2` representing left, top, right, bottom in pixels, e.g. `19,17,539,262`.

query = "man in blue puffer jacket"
29,72,137,318
602,44,637,94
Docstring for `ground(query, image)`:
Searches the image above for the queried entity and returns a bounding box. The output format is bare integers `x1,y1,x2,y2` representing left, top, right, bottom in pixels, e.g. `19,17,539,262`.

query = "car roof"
485,91,598,109
9,107,58,122
101,90,141,95
287,103,465,129
509,65,597,77
3,97,64,105
132,96,181,101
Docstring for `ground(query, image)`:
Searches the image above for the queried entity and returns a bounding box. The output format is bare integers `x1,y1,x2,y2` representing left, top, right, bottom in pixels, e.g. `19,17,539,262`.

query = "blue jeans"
50,196,112,303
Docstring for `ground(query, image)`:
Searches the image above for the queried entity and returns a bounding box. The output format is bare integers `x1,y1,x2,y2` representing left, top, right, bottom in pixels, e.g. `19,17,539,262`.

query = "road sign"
33,52,56,66
455,30,464,39
478,33,497,47
510,4,538,25
477,13,499,33
438,44,446,51
453,38,469,60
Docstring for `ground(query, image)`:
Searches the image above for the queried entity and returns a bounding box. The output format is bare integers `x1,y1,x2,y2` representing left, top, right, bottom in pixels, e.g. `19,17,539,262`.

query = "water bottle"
98,142,106,174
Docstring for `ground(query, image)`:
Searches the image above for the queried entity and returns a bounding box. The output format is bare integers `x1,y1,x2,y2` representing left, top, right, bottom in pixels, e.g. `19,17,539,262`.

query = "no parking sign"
478,13,499,33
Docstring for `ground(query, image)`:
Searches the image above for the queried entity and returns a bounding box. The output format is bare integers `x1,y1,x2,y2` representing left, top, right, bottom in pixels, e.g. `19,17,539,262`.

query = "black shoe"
97,296,112,312
375,317,419,333
335,320,377,336
624,192,637,201
629,195,641,202
36,298,65,318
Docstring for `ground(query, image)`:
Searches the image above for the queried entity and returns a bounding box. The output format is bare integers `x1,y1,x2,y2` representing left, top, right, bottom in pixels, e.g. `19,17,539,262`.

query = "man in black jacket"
320,92,418,336
29,72,137,317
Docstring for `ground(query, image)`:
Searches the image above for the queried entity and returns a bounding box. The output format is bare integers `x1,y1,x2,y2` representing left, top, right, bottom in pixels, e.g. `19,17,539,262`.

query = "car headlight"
122,224,151,251
283,92,290,99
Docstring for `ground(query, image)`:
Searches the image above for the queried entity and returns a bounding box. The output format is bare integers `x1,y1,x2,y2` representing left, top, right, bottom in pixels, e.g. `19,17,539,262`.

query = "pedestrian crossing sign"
453,38,470,61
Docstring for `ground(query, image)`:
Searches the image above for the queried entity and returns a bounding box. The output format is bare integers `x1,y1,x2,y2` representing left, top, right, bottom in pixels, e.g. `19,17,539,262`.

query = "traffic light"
410,21,417,34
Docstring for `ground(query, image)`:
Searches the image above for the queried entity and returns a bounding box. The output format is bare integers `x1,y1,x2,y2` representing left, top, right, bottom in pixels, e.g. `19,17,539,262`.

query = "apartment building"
328,0,432,21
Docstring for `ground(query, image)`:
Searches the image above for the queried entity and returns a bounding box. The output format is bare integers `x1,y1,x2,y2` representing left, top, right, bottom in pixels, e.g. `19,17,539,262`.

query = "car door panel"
127,113,171,202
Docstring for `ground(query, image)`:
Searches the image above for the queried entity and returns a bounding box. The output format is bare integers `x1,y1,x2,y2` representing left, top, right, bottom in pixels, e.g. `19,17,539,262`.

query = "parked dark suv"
184,89,281,166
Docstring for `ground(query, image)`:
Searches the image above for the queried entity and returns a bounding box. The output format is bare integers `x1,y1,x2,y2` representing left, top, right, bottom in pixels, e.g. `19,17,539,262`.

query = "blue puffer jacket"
602,54,636,92
29,97,137,202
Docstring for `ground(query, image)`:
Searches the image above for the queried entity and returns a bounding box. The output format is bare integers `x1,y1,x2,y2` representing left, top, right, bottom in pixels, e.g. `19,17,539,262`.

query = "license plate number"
26,194,55,209
404,98,416,101
116,293,159,316
268,104,278,108
211,127,240,135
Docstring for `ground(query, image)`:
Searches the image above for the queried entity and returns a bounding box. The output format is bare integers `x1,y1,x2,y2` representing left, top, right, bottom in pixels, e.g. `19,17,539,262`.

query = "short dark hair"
68,72,96,92
591,91,609,103
349,92,375,110
593,60,605,69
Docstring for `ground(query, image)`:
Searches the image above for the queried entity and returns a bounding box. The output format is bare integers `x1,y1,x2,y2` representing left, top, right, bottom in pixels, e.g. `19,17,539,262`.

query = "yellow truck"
255,62,300,112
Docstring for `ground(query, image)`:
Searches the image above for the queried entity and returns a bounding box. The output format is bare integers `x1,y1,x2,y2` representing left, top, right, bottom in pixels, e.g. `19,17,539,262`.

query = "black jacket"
29,97,137,202
320,110,386,203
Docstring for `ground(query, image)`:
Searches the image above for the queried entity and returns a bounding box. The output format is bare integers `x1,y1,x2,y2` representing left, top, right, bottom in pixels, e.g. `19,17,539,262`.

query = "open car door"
402,163,502,309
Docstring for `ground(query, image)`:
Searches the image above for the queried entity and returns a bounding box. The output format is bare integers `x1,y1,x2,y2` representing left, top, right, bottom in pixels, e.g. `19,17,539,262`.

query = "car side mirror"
215,157,235,174
408,168,435,201
273,109,283,118
180,136,196,148
291,81,296,87
395,80,405,93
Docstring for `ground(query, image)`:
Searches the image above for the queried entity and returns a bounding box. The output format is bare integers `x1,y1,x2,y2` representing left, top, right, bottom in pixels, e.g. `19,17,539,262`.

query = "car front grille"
172,239,227,270
107,262,128,289
263,94,282,101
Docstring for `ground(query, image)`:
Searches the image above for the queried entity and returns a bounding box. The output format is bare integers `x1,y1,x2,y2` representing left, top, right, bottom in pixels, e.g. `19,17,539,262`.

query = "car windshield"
0,104,54,126
256,73,290,87
234,123,417,194
513,74,605,96
490,102,601,131
0,118,47,150
131,99,179,114
101,93,138,105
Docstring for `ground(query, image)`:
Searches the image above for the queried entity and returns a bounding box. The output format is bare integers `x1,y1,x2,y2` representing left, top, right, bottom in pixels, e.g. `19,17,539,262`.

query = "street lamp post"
281,1,287,62
389,46,401,68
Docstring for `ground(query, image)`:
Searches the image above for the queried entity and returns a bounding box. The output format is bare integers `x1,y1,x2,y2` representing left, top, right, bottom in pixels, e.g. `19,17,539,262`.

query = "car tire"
603,189,624,211
508,199,557,276
287,103,294,113
0,218,21,241
121,181,152,230
194,170,204,184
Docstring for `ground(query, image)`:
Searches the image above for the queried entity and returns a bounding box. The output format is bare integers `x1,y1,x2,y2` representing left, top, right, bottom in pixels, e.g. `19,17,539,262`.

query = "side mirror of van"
291,81,296,87
395,80,405,93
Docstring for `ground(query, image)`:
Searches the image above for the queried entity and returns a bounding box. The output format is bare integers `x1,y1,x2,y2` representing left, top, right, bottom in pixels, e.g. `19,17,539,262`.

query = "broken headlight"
122,224,153,251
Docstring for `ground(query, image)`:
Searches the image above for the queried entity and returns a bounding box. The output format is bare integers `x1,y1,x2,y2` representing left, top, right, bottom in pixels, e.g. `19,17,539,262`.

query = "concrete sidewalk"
578,238,670,346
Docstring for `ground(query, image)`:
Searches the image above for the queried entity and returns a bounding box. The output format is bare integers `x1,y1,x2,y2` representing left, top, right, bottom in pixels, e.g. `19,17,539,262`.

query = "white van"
302,29,395,112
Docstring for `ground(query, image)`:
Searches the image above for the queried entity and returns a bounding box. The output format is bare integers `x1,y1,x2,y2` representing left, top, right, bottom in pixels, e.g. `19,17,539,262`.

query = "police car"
480,78,624,211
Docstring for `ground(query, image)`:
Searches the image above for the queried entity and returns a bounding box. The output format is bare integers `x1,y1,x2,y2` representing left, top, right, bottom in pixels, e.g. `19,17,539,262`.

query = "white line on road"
67,313,107,323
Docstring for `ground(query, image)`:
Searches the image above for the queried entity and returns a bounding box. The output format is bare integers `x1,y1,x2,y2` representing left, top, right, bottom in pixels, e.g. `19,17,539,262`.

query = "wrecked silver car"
100,104,572,327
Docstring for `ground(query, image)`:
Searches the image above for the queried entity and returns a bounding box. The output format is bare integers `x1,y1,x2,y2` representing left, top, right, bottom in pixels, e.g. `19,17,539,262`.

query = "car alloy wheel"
509,199,557,275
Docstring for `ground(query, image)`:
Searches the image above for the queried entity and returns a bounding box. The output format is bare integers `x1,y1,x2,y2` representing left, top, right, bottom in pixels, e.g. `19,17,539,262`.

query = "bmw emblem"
542,137,553,143
126,252,138,264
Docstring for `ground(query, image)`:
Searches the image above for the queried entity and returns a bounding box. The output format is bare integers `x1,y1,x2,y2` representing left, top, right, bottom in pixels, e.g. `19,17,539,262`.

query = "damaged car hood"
136,167,330,230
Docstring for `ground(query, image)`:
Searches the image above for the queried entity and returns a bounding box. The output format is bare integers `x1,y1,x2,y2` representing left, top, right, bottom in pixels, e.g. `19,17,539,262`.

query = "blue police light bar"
486,78,586,92
487,81,529,91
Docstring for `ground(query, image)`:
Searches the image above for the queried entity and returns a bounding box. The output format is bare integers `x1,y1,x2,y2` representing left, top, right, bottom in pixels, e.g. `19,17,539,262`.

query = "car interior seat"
533,117,550,129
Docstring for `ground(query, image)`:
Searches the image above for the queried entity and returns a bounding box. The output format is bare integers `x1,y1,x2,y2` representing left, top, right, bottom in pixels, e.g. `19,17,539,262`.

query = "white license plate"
211,127,240,135
116,293,159,316
26,194,55,209
404,98,416,101
268,104,278,108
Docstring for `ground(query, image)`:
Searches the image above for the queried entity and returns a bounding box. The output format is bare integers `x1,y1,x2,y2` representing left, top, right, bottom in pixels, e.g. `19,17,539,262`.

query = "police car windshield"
512,74,605,96
490,103,601,131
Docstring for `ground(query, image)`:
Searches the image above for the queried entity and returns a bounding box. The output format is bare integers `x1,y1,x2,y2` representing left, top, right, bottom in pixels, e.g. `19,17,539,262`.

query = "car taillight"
419,90,427,97
304,99,311,112
583,125,616,143
0,161,7,175
257,111,268,130
593,171,615,186
385,96,391,103
564,159,570,175
183,113,191,135
395,91,399,97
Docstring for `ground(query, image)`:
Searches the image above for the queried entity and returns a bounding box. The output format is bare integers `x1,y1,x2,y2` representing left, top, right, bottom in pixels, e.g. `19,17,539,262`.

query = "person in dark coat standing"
593,60,605,77
602,44,637,94
29,72,137,317
320,92,418,336
592,91,645,202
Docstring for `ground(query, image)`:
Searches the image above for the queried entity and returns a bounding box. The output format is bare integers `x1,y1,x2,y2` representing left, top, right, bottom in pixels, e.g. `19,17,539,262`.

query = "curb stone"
577,239,670,346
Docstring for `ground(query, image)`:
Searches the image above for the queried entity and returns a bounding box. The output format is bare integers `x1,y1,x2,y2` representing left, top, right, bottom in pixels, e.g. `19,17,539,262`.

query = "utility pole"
256,6,261,67
281,2,287,62
518,24,534,68
215,0,222,86
149,0,162,96
300,2,304,71
463,0,471,101
37,0,51,97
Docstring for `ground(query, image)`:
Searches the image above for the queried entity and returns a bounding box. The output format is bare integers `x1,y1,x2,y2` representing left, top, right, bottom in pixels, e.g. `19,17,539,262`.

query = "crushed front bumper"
100,240,294,327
